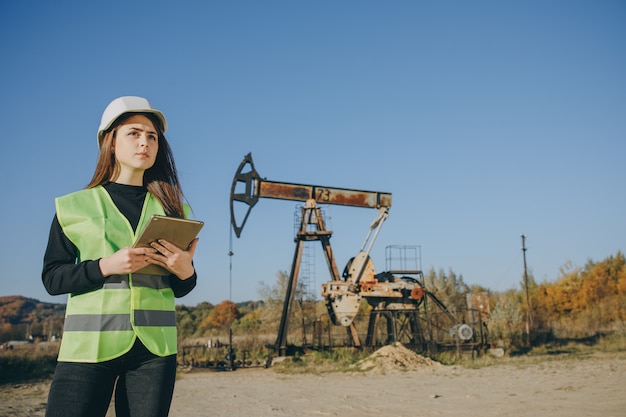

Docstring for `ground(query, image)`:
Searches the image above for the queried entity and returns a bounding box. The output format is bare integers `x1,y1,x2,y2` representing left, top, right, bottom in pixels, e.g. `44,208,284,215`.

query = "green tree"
424,267,469,316
176,305,196,338
489,289,524,347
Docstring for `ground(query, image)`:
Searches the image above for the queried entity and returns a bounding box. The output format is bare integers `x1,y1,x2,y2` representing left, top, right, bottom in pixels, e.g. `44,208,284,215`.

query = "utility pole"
521,234,532,346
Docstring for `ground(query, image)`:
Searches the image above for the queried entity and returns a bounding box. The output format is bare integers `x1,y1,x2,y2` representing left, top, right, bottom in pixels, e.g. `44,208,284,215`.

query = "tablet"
133,215,204,275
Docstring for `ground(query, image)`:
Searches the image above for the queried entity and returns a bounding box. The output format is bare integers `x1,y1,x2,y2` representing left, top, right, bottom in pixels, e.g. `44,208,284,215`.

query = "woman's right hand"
98,246,155,276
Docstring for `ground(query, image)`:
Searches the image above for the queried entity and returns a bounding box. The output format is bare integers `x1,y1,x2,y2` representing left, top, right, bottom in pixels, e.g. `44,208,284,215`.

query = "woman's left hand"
146,238,199,280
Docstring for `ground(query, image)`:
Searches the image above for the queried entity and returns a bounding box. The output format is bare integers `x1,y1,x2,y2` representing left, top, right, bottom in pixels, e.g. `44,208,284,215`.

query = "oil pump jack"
230,153,475,356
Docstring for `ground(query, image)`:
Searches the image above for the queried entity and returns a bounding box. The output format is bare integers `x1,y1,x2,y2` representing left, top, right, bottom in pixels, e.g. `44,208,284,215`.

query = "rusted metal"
229,153,490,357
275,204,349,354
258,180,392,209
230,153,391,238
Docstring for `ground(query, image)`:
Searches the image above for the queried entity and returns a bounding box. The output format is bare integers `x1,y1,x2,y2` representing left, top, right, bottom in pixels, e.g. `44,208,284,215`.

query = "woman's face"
113,114,159,182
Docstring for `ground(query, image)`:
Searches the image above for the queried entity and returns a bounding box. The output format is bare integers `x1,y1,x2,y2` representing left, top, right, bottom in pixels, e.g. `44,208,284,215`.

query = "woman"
42,96,199,417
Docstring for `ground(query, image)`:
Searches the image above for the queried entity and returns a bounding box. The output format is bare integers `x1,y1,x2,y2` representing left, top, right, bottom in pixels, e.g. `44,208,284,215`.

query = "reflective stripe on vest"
63,310,176,331
55,186,188,363
103,274,172,290
64,314,133,332
132,274,172,290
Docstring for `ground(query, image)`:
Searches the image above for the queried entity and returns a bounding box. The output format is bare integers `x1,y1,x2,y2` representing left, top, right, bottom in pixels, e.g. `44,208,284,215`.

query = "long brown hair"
86,112,185,218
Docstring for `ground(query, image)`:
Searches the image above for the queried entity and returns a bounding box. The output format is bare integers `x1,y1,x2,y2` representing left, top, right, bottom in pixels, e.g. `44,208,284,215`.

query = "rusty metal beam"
231,153,392,238
258,180,392,209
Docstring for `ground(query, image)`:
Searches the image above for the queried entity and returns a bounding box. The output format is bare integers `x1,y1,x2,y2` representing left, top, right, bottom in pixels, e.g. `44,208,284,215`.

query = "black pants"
45,339,177,417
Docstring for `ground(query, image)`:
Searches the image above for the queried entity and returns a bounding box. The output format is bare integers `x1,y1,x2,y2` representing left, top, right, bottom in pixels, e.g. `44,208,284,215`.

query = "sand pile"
351,343,441,373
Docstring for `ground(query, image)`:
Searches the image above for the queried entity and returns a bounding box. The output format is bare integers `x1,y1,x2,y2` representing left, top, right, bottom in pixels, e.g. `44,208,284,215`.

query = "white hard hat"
97,96,167,145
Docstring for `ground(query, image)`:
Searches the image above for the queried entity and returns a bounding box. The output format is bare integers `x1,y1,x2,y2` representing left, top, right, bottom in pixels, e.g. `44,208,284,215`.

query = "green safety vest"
55,186,187,363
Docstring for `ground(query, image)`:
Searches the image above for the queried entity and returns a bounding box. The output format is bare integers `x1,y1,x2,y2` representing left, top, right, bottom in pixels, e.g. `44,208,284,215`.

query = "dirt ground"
1,344,625,417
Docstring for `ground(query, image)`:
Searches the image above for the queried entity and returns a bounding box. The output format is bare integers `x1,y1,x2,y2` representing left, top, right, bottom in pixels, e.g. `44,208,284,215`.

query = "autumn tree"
530,251,626,338
199,300,240,333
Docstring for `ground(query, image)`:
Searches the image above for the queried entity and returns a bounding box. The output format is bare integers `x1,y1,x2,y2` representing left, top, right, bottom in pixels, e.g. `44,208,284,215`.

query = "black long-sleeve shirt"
42,182,196,298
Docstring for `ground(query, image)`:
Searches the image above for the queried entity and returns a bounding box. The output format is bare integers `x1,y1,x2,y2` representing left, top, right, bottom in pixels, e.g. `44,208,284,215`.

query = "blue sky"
1,1,624,307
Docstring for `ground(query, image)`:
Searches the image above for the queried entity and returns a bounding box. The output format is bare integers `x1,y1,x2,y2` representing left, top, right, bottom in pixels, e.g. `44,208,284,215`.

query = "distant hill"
0,296,66,341
0,295,65,325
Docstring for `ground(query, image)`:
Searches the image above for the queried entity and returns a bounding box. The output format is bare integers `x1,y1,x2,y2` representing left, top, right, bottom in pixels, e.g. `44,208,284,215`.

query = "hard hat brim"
97,96,168,146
